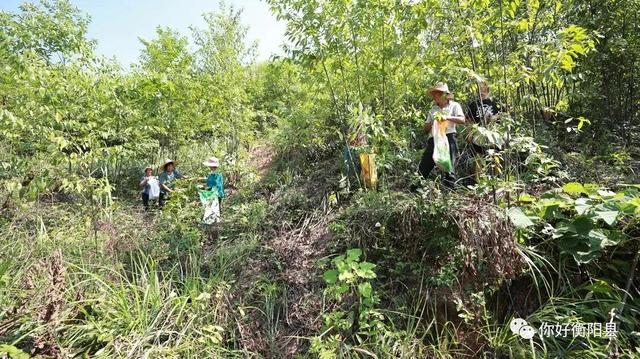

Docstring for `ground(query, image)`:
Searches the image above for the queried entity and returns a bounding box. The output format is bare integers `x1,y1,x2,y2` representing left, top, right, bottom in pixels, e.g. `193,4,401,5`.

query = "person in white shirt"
139,166,160,210
418,82,465,187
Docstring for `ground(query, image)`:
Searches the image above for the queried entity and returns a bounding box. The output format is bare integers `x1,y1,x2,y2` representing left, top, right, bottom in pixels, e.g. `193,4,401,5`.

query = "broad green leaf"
346,248,362,261
358,282,373,298
356,262,377,279
587,229,607,247
336,283,349,295
595,210,618,225
516,19,529,31
604,230,627,246
597,190,616,198
572,216,594,235
583,183,600,194
539,204,562,220
507,207,534,228
338,271,354,282
620,198,640,214
358,262,376,271
518,193,536,203
574,197,592,215
563,182,585,195
560,54,575,71
323,269,338,284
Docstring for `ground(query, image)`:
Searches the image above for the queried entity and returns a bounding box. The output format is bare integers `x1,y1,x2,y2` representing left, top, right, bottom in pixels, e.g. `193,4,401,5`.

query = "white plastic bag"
432,119,452,173
198,189,220,224
147,177,160,200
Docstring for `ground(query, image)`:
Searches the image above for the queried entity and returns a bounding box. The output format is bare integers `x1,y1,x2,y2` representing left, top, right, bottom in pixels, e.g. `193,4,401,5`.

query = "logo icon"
510,318,536,339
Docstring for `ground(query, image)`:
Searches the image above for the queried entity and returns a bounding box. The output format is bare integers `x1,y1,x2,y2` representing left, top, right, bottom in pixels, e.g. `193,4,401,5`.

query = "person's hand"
423,122,432,133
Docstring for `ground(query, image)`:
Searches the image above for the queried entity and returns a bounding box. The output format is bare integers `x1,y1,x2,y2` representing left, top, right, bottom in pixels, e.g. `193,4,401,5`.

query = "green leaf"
346,248,362,261
355,262,377,279
572,216,594,235
507,207,534,228
605,230,627,245
587,229,607,247
540,204,562,220
583,183,600,194
336,283,349,295
597,189,616,198
595,210,618,225
0,345,29,359
560,53,575,71
518,193,536,203
572,249,602,264
338,271,355,282
358,262,376,271
574,198,592,215
583,279,613,294
358,282,373,298
323,269,338,284
563,182,586,195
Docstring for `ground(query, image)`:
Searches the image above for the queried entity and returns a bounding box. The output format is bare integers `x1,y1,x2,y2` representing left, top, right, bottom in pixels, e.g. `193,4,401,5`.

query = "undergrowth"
1,144,639,358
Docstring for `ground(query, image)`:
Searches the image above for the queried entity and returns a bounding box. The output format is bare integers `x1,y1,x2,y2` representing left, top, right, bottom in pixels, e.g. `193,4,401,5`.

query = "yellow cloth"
359,153,378,190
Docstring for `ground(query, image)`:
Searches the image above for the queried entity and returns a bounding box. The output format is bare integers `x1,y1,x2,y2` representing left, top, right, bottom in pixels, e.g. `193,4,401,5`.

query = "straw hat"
162,159,175,170
143,165,153,172
202,156,220,167
427,82,454,99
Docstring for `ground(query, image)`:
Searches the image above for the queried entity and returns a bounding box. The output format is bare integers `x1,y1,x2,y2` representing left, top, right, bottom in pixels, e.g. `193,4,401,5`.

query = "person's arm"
159,174,173,193
446,103,465,124
139,177,149,189
447,116,465,124
423,111,434,133
161,183,173,192
204,174,213,190
216,174,225,199
175,170,188,180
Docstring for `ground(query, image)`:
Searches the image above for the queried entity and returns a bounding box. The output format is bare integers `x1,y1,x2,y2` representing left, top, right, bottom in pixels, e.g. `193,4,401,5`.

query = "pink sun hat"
202,156,220,167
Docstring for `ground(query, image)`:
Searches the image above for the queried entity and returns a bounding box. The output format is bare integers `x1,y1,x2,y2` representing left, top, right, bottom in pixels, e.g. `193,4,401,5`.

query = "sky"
0,0,288,66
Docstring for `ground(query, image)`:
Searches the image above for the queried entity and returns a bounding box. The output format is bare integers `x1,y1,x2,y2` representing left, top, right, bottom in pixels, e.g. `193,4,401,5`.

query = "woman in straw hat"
158,159,187,207
418,82,465,187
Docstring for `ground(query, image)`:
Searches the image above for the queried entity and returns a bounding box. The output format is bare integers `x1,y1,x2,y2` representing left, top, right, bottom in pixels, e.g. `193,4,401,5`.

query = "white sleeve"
453,103,464,117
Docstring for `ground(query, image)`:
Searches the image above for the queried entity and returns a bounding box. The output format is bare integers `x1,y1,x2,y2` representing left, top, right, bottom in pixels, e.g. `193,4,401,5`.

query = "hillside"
2,0,640,358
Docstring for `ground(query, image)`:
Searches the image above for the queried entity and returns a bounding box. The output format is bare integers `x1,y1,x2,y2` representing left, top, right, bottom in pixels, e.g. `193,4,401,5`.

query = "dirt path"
233,144,335,356
248,144,276,178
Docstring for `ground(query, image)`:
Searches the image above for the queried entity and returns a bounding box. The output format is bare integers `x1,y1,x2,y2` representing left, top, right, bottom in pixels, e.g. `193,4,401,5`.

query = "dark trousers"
158,192,168,207
142,193,159,210
418,133,459,186
142,193,150,210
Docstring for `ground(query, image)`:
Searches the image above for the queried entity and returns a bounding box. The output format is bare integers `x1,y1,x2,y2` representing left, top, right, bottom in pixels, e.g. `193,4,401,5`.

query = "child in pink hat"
203,156,225,207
